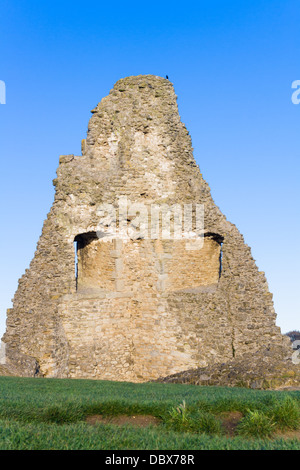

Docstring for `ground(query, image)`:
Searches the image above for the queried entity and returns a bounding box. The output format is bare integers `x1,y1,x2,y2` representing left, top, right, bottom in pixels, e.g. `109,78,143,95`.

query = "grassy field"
0,376,299,450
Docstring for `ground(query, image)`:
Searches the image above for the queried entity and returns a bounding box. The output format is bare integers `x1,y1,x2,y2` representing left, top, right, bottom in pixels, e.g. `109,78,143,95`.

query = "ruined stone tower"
1,75,288,381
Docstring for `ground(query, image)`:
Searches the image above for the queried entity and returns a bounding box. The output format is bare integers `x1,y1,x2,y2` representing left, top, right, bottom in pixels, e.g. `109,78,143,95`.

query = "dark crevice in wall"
74,232,98,248
219,242,223,278
232,331,236,358
74,232,102,292
74,241,78,290
204,232,224,244
204,232,224,279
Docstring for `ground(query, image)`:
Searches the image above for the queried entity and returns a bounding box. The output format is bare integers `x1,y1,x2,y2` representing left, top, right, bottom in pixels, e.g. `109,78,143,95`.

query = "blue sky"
0,0,299,338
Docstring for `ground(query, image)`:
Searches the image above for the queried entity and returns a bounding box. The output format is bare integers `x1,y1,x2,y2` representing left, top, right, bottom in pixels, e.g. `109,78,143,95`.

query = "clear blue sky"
0,0,299,339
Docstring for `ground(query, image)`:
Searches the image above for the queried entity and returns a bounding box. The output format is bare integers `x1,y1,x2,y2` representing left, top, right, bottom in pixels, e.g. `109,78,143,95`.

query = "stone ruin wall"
1,75,289,381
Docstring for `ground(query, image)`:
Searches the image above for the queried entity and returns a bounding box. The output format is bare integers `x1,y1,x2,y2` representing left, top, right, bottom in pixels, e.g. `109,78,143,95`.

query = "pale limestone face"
2,75,287,381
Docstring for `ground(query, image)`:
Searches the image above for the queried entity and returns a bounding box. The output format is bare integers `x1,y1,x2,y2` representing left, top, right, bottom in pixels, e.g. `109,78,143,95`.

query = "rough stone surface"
1,75,292,382
157,344,300,390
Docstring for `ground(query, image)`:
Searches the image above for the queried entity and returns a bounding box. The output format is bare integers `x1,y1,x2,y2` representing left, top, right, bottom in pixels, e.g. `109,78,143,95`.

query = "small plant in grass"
190,410,222,435
237,410,275,438
168,400,188,423
166,402,221,435
268,396,300,431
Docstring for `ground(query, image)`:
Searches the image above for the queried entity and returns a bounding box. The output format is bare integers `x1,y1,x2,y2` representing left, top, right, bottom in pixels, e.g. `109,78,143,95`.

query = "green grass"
267,396,300,431
165,400,222,435
0,376,299,450
237,410,275,438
